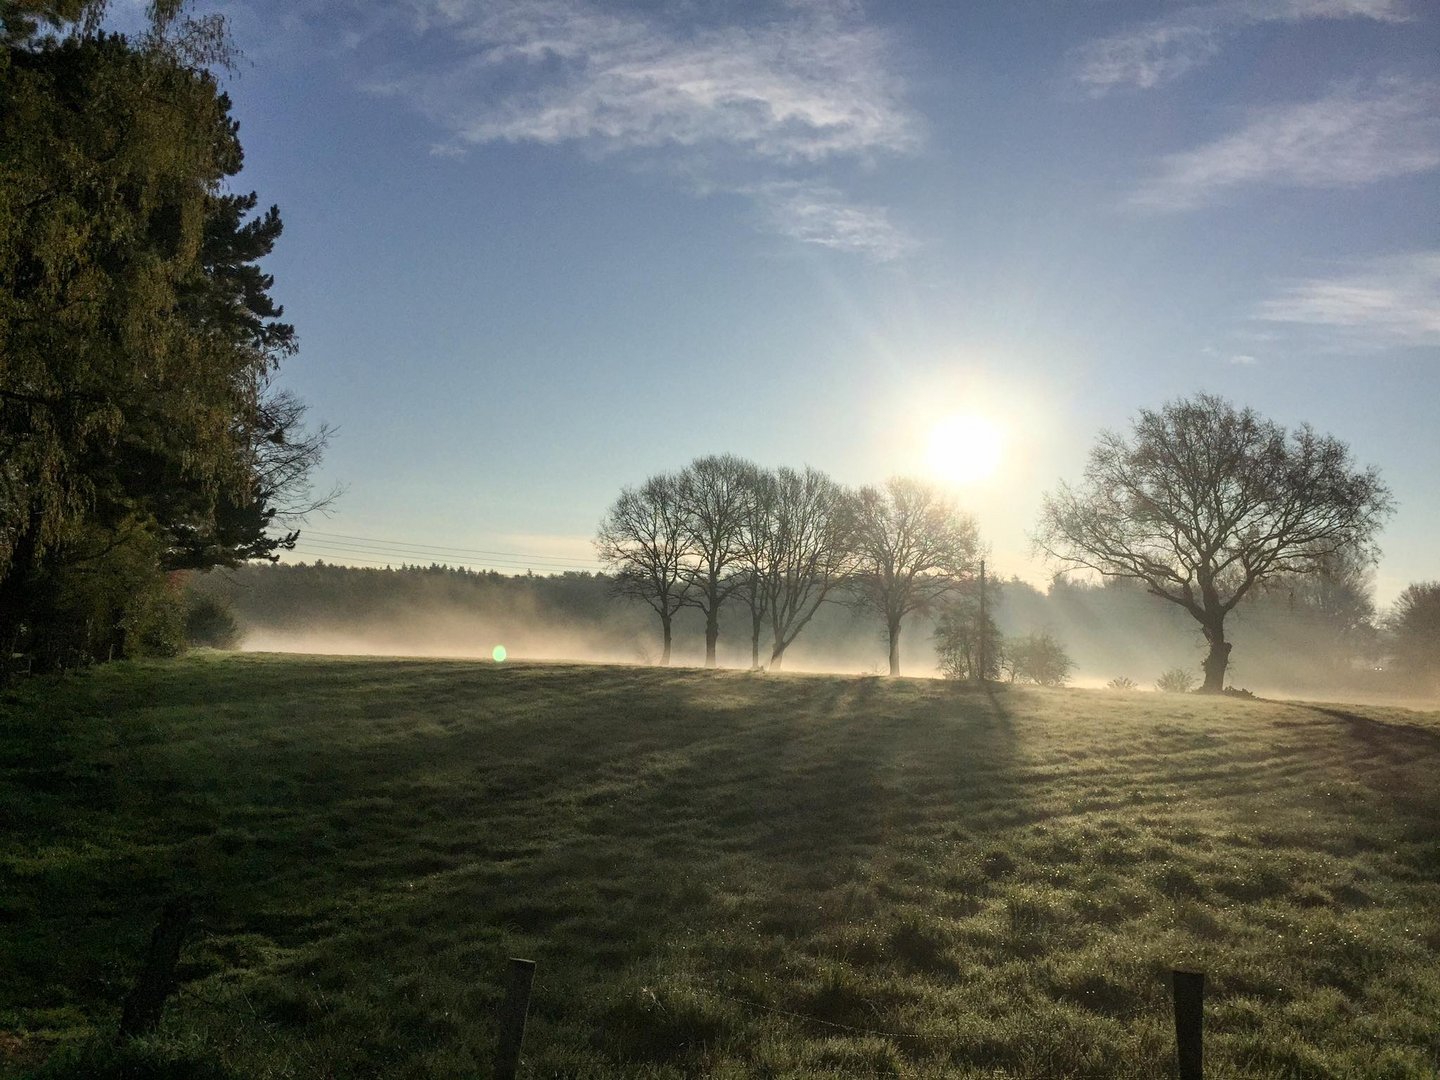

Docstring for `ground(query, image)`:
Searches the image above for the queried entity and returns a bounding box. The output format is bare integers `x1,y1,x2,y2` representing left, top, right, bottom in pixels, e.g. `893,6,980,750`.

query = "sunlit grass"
3,654,1439,1077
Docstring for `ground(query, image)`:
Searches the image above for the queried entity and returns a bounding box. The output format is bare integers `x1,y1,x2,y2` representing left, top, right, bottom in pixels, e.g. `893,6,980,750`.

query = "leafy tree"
183,589,239,649
0,6,328,664
933,576,1002,681
595,473,693,665
851,477,980,676
1037,395,1392,692
1004,630,1074,687
1388,582,1440,688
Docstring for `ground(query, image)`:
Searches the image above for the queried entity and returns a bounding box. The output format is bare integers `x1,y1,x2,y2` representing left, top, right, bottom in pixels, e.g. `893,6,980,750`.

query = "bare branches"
1036,394,1393,690
595,472,693,664
598,462,954,673
851,476,981,675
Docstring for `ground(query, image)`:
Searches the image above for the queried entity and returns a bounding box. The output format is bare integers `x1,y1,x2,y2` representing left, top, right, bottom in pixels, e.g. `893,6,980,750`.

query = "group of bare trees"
596,456,981,675
601,395,1395,691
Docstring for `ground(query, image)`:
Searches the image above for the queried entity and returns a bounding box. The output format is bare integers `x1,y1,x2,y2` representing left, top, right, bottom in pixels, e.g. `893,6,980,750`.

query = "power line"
302,529,599,567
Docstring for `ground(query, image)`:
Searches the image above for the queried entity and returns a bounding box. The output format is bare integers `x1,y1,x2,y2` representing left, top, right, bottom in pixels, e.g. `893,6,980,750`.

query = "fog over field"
210,562,1431,702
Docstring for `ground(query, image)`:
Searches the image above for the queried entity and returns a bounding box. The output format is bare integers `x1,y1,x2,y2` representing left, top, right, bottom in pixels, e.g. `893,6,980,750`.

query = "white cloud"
1130,80,1440,210
1258,252,1440,346
356,0,920,258
746,182,916,261
1073,0,1410,94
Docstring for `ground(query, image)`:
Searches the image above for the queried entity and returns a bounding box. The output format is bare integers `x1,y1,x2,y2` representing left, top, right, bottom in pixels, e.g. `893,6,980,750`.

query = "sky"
151,0,1439,603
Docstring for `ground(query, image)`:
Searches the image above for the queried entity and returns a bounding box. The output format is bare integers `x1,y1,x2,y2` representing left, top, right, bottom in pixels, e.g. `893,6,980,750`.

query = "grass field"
3,653,1439,1078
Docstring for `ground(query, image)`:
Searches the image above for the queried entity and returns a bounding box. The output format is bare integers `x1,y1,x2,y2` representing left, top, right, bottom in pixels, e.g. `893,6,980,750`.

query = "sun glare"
926,413,1004,486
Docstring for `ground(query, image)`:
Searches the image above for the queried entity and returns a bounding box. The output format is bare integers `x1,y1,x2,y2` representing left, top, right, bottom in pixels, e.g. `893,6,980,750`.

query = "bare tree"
852,477,980,676
677,454,756,668
595,473,692,665
732,465,778,670
1036,394,1392,692
763,466,855,669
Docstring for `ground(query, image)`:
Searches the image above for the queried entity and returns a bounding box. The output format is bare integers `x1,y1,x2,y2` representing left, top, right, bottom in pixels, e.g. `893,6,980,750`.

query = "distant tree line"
0,2,330,671
596,456,980,675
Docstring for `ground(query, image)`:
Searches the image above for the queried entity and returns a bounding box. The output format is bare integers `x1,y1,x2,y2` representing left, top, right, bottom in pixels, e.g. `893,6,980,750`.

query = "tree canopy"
1388,582,1440,690
0,3,330,667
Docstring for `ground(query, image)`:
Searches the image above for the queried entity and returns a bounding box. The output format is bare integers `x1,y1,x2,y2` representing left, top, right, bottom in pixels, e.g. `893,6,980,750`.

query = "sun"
926,413,1004,486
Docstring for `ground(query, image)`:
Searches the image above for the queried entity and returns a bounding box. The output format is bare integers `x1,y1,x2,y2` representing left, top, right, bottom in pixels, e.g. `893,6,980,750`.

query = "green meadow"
2,653,1439,1078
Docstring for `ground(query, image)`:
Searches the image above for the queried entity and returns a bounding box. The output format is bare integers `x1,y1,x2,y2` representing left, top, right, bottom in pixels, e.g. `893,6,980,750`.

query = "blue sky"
172,0,1438,602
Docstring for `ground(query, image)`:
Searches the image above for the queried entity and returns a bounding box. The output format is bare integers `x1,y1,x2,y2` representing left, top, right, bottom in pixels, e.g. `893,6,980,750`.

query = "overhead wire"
279,530,605,574
302,529,599,566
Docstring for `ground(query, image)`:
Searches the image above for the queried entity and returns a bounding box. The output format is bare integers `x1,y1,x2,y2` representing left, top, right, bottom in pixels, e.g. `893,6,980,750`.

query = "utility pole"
978,558,987,682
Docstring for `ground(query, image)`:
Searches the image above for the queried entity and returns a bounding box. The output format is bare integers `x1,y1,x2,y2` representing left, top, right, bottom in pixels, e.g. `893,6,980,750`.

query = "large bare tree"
852,477,980,676
1036,394,1392,692
595,473,692,665
677,454,756,668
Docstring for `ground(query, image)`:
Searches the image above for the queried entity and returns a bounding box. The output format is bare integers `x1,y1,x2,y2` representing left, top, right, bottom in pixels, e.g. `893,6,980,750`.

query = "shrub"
1107,676,1138,691
1156,668,1197,693
185,592,241,650
1004,631,1075,687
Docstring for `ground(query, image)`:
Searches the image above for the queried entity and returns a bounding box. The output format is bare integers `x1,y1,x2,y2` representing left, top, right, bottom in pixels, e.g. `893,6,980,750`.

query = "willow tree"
1037,395,1392,692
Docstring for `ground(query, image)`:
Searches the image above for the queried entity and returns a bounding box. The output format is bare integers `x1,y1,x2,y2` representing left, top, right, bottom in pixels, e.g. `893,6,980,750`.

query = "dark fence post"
1171,968,1204,1080
493,957,537,1080
117,899,194,1041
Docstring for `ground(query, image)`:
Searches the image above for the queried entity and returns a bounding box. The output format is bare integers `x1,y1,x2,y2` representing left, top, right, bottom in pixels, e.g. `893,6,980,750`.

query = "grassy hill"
2,654,1439,1078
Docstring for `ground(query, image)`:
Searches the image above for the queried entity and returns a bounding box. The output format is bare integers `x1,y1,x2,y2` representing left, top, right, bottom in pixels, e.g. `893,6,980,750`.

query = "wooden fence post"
493,957,537,1080
117,899,194,1041
1171,968,1204,1080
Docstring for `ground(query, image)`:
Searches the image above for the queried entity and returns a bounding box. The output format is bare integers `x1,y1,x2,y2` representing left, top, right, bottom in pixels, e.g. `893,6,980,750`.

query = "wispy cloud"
1073,0,1410,94
356,0,920,259
1130,79,1440,210
1258,251,1440,347
746,182,916,261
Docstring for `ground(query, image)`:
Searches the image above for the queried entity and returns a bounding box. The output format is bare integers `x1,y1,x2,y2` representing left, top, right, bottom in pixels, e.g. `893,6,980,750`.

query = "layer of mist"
195,563,1433,704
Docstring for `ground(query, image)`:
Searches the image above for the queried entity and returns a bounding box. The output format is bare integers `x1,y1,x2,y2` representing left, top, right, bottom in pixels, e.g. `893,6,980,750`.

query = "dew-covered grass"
3,652,1439,1077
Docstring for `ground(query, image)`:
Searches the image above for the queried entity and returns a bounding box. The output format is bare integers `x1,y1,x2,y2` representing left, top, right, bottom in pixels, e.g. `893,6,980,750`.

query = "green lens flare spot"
492,645,507,663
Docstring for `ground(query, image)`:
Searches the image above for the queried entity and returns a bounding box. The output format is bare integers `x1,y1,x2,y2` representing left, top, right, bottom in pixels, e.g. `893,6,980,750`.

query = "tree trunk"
660,614,672,666
1201,622,1230,693
0,516,42,665
705,609,719,668
750,610,762,670
887,615,902,676
770,638,785,670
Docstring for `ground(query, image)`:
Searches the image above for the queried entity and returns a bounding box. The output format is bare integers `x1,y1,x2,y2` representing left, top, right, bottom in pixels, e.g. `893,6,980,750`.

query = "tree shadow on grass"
1304,704,1440,856
3,659,1038,1077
